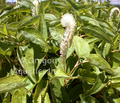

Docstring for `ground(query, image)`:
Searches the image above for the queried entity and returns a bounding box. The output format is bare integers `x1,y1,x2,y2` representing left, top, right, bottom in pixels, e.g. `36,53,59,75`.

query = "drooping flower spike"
60,13,76,72
110,7,120,18
32,0,39,16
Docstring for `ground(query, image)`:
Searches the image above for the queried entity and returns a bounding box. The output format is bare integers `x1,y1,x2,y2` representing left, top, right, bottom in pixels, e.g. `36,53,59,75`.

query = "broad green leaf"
88,54,114,75
103,87,120,103
0,5,20,19
24,76,34,97
17,0,34,8
34,79,48,103
102,43,111,58
7,22,18,33
12,88,26,103
0,41,12,56
92,6,98,17
113,34,119,45
44,93,51,103
2,24,8,35
103,28,115,37
49,27,64,43
69,84,83,101
18,16,32,27
39,14,48,40
80,16,99,26
31,44,46,70
37,70,48,83
45,13,57,21
86,72,108,96
20,28,50,49
84,37,99,44
67,0,78,10
111,76,120,87
80,94,100,103
50,78,70,103
48,46,59,53
73,36,90,58
18,15,40,28
78,69,97,83
82,25,112,43
0,75,28,93
52,1,66,7
0,17,9,25
2,93,10,103
17,47,36,83
1,0,6,9
78,4,94,10
110,52,120,63
0,61,2,71
54,69,72,78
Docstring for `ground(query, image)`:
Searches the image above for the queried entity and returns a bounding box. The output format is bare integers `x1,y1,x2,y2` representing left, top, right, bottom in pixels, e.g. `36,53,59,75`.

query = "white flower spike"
110,7,120,18
60,13,76,72
32,0,39,16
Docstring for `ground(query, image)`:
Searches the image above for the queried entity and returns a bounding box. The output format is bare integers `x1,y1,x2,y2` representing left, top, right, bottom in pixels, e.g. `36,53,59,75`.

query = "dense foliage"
0,0,120,102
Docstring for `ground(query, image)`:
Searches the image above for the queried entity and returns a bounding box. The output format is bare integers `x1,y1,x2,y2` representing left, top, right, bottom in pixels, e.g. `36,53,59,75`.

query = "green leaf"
7,22,18,33
0,75,28,93
103,87,120,103
20,28,50,49
17,47,36,83
88,54,115,75
37,70,48,83
111,76,120,87
54,69,72,78
110,52,120,63
80,94,100,103
18,15,40,28
34,79,48,103
80,16,99,26
1,0,6,9
92,6,98,17
49,27,64,44
86,72,108,96
73,36,90,58
69,84,83,101
44,93,51,103
78,69,97,83
0,5,20,19
82,25,112,44
38,14,48,40
18,0,34,8
48,46,59,53
2,24,8,35
45,13,57,21
102,43,111,58
0,42,10,55
12,88,26,103
2,93,10,103
50,78,70,103
67,0,78,10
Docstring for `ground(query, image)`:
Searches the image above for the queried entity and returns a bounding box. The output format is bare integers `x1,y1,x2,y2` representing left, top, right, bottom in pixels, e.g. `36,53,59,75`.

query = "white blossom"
32,0,39,16
60,13,76,71
61,13,76,28
110,7,120,17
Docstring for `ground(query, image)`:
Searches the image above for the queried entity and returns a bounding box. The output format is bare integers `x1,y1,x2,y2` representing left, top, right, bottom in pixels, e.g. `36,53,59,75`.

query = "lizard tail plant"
60,13,76,72
110,7,120,18
32,0,39,16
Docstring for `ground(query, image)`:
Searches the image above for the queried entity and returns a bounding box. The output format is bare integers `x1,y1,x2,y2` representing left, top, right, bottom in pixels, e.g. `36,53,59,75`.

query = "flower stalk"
32,0,39,16
60,13,76,72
